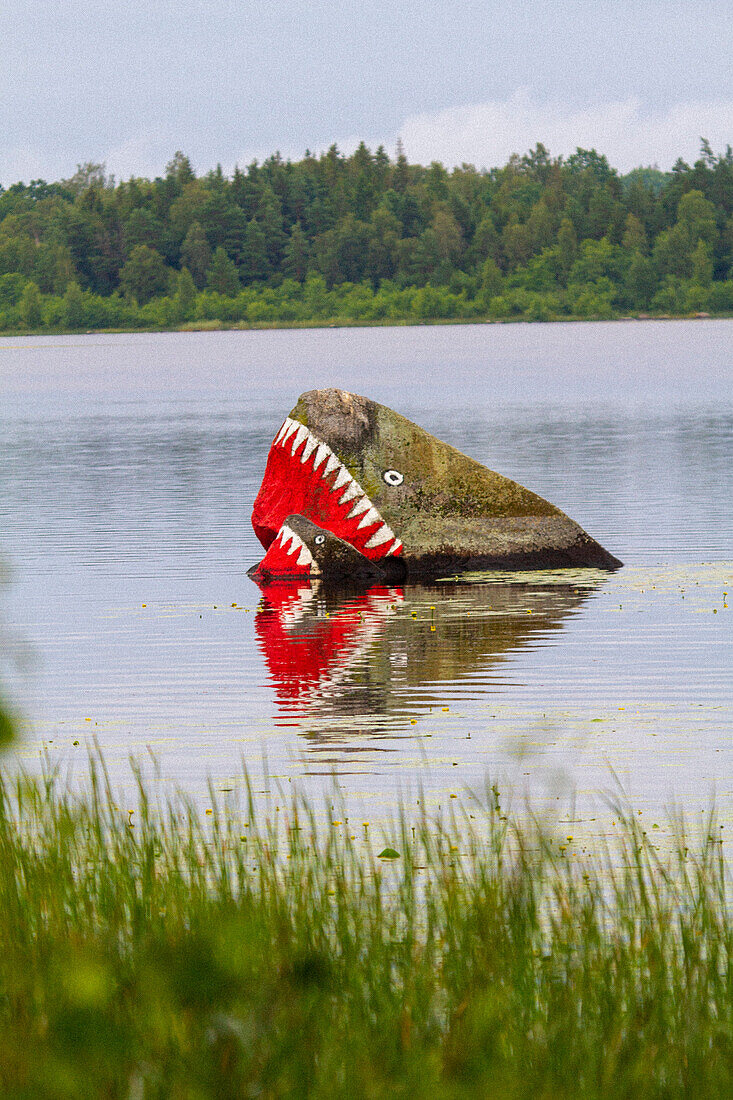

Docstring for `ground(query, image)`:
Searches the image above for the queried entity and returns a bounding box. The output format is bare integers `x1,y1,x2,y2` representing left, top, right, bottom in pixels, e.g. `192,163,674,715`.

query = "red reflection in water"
254,579,404,704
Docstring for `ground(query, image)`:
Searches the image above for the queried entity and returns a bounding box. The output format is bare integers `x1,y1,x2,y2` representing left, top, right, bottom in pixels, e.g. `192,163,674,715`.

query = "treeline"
1,140,733,331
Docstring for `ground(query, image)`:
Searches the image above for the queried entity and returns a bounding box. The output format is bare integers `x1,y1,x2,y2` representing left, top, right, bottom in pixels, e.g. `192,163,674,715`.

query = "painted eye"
383,469,404,486
314,534,325,545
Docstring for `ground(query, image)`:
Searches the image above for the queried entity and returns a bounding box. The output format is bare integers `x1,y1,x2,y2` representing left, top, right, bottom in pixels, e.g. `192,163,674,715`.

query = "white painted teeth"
347,497,371,520
356,506,380,530
339,481,361,505
290,424,309,455
300,436,318,463
278,524,299,552
330,466,349,492
364,524,395,549
276,524,320,574
279,419,299,447
279,527,296,553
322,453,339,479
386,539,402,556
312,443,330,472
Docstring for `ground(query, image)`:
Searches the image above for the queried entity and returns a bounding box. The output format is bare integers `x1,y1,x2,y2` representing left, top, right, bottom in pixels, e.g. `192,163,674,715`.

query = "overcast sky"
1,0,731,185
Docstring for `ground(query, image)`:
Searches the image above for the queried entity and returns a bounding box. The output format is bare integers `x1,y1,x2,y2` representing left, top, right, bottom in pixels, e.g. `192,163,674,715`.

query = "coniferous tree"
691,239,714,287
557,217,578,282
166,151,195,187
392,139,410,193
180,222,211,288
240,219,269,284
622,214,648,254
174,267,197,319
124,209,164,255
479,257,503,303
258,188,287,271
283,223,309,282
206,247,240,295
624,251,657,309
63,281,85,328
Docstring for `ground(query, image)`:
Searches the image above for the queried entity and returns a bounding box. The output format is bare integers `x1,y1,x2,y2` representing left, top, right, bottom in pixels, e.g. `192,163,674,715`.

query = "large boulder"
251,388,622,578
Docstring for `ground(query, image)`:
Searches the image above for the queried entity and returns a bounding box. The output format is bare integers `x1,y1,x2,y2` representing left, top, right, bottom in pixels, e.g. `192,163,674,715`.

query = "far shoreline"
1,310,731,341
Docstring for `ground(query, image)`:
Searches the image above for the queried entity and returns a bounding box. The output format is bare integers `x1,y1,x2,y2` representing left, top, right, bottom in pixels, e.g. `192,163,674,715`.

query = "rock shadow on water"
251,570,608,750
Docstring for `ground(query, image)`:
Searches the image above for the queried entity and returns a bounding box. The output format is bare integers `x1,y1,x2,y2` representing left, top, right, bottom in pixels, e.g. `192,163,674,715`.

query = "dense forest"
1,140,732,331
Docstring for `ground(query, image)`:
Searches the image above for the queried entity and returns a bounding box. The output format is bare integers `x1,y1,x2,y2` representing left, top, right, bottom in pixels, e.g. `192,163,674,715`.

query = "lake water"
1,322,731,837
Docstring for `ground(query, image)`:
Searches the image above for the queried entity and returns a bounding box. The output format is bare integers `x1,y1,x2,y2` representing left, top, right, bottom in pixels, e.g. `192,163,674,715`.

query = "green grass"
0,759,730,1098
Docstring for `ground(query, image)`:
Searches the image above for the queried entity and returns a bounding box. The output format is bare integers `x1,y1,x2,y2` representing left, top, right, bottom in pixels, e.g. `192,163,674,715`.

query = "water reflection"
254,573,605,743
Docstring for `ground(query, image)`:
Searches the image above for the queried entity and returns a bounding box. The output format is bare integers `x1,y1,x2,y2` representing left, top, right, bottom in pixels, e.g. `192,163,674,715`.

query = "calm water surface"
1,323,731,834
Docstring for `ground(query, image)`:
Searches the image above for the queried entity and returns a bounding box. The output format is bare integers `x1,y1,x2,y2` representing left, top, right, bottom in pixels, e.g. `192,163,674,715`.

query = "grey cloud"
1,0,731,183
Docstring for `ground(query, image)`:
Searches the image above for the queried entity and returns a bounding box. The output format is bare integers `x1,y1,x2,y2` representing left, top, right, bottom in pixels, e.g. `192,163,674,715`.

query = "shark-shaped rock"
251,388,622,578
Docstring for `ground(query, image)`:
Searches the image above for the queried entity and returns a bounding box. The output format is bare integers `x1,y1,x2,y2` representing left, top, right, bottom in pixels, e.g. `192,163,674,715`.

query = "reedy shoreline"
0,757,730,1098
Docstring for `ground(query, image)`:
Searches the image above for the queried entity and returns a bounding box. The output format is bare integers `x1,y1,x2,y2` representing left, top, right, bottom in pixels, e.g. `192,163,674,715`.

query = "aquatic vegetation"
0,760,730,1098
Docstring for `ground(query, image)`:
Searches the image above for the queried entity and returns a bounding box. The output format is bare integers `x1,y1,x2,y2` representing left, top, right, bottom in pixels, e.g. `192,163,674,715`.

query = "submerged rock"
251,388,622,578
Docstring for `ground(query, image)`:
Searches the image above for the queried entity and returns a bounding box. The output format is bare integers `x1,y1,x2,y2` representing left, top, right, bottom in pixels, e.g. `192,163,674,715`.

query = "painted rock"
251,388,622,578
248,514,391,582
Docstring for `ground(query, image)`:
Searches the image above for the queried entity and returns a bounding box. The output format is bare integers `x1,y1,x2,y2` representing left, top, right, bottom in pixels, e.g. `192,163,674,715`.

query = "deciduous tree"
19,280,42,327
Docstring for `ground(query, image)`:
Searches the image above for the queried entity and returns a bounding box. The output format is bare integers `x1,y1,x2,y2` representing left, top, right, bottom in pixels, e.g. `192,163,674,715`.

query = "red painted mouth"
252,417,403,565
